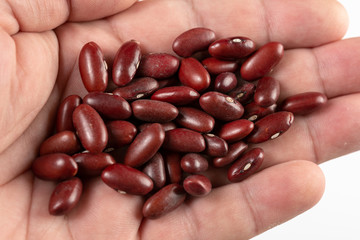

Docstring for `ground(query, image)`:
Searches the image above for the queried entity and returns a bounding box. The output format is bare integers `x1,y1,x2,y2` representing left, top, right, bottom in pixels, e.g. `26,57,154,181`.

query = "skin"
0,0,358,239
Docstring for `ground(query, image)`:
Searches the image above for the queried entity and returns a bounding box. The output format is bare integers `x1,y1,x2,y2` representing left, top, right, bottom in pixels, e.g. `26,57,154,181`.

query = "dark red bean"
243,102,277,121
124,123,165,168
183,174,212,197
254,77,280,107
279,92,328,115
101,163,153,195
113,77,159,101
180,153,208,173
112,40,141,86
203,134,228,157
79,42,108,92
138,122,177,132
247,111,294,143
157,77,179,89
132,99,179,123
213,72,238,93
151,86,200,106
164,151,182,184
72,104,108,153
56,95,82,132
178,58,211,92
73,152,115,177
218,119,254,143
106,120,137,148
208,36,256,60
83,92,132,120
49,177,83,215
199,91,244,121
39,131,81,156
241,42,284,81
163,128,206,153
137,53,180,79
172,27,216,57
201,57,239,75
229,82,256,104
213,141,248,167
32,153,78,181
228,148,264,182
142,183,186,219
143,153,166,190
176,107,215,133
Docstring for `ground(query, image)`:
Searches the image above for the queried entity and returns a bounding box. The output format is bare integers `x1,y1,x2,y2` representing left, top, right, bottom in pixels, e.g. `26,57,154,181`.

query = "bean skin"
279,92,328,115
143,153,166,190
138,122,177,132
106,120,137,148
208,36,256,60
151,86,200,106
132,99,179,123
163,128,206,153
229,82,256,104
201,57,239,75
213,72,238,93
213,141,248,168
176,107,215,133
254,77,280,107
218,119,255,143
56,95,81,132
164,151,183,184
183,174,212,197
243,102,277,121
180,153,209,173
137,53,180,79
39,131,81,156
113,77,159,101
203,134,228,157
73,152,116,177
178,57,211,92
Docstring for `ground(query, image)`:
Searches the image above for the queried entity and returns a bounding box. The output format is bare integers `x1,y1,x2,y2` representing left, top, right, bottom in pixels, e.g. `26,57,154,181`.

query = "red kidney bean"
49,177,83,215
229,82,256,104
175,107,215,133
32,153,78,181
241,42,284,81
183,174,212,197
243,102,277,121
178,57,211,92
137,53,180,79
56,95,82,132
151,86,200,106
101,163,153,195
112,40,141,86
208,36,256,60
279,92,328,115
180,153,208,173
201,57,239,75
39,131,82,156
143,153,166,190
157,77,179,89
73,152,115,177
106,120,137,148
172,27,216,57
72,104,108,153
138,122,177,132
83,92,132,120
213,72,238,93
228,148,264,182
164,151,182,184
199,91,244,121
247,111,294,143
163,128,206,152
218,119,254,143
79,42,108,92
213,141,248,167
203,134,228,157
113,77,159,101
254,77,280,107
124,123,165,167
132,99,179,123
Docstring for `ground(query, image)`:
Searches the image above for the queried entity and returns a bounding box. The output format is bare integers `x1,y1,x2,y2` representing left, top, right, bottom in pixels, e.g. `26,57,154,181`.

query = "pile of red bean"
31,28,327,219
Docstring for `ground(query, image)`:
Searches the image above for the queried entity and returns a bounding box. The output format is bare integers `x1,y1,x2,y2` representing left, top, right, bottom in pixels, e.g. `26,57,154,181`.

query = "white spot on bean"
103,60,108,70
248,115,258,121
232,38,242,43
243,162,252,171
270,132,281,139
136,93,145,99
226,96,234,103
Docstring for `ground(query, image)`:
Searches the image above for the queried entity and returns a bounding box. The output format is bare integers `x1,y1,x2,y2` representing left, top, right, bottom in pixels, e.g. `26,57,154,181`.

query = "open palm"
1,0,359,239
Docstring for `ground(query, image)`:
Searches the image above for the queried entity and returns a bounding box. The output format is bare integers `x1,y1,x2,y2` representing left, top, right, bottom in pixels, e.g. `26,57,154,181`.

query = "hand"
0,0,357,239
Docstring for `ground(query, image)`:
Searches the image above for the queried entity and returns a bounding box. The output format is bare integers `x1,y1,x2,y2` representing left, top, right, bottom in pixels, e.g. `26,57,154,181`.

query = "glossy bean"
241,42,284,81
132,100,179,123
178,58,211,92
39,131,81,156
32,153,78,181
79,42,108,92
143,153,166,190
112,40,141,86
218,119,254,142
163,128,206,152
56,95,82,132
113,77,159,100
228,82,256,104
175,107,215,133
203,134,228,157
101,163,153,195
199,91,244,121
213,72,238,93
280,92,328,115
73,152,115,177
183,174,212,197
243,102,277,121
213,141,248,167
137,53,180,79
254,77,280,107
228,148,264,182
138,122,177,132
180,153,208,173
124,123,165,167
72,104,108,153
106,120,137,148
201,57,239,75
151,86,200,106
208,36,256,60
49,177,83,215
164,151,182,184
172,27,216,57
247,111,294,143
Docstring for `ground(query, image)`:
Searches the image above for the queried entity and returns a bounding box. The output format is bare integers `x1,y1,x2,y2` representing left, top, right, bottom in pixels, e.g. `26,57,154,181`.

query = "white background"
253,1,360,239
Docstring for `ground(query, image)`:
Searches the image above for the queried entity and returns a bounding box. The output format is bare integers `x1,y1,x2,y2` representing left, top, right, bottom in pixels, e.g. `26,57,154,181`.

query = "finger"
140,160,325,240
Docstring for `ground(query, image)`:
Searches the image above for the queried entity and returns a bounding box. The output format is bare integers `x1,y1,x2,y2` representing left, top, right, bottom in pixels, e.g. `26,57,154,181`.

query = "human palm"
1,0,359,239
